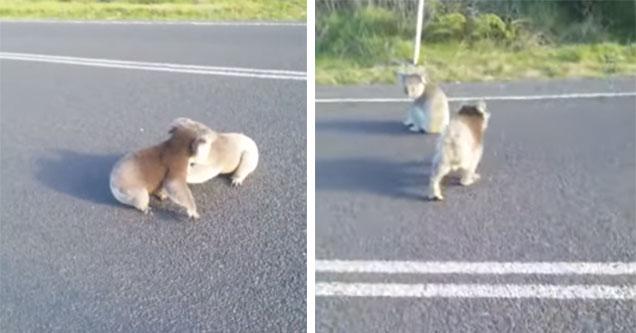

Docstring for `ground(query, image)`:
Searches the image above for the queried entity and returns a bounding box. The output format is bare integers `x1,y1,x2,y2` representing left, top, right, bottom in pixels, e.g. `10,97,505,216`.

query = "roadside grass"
0,0,306,21
316,5,635,85
316,41,636,85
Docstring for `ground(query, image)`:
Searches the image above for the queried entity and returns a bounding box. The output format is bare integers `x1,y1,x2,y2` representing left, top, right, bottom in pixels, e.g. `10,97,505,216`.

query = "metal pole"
413,0,425,65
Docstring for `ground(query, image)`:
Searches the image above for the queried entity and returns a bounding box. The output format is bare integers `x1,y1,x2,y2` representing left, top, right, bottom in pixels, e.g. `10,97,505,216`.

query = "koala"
169,118,259,186
427,101,490,201
109,119,211,219
400,73,450,134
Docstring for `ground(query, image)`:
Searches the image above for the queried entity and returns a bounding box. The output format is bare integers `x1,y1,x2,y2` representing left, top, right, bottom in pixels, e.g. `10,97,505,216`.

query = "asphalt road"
316,78,636,332
0,21,305,70
0,21,306,332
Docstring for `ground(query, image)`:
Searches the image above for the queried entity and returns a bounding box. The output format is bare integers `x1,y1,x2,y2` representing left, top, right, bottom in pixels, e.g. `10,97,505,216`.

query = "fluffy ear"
476,100,487,113
482,109,491,129
417,71,428,85
419,74,427,85
477,100,491,128
189,137,206,156
168,117,194,134
190,136,212,163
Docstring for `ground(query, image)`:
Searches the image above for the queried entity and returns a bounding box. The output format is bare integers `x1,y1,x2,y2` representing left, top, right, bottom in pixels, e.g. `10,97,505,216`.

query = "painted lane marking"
316,92,636,103
316,282,636,299
316,260,636,275
0,52,307,81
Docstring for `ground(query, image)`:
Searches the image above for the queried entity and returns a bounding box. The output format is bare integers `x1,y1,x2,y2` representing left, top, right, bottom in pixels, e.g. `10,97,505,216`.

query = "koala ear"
419,74,427,85
476,100,487,113
189,137,206,156
169,117,195,133
416,69,428,84
169,118,184,134
168,124,179,135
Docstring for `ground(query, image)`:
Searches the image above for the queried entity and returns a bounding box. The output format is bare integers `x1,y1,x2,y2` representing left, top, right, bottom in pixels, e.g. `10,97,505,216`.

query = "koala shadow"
35,149,122,206
316,158,432,201
316,119,412,136
316,156,464,201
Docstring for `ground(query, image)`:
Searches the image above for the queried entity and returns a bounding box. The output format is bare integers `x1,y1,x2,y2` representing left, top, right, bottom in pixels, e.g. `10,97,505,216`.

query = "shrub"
424,12,516,43
425,12,466,41
472,14,515,42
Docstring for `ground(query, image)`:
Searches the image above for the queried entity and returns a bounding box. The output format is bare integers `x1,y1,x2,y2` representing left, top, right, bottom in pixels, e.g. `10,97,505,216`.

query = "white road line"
0,19,306,27
316,283,636,299
316,91,636,103
0,52,307,81
317,97,411,103
0,52,306,76
316,260,636,275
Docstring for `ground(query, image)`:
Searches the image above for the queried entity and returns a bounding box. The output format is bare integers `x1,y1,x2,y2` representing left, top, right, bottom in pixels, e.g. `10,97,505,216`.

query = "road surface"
1,21,307,332
316,78,636,332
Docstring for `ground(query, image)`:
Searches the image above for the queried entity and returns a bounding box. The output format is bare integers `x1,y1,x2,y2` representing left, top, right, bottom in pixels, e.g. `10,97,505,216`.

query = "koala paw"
428,194,444,201
155,190,168,201
460,173,480,186
426,190,444,201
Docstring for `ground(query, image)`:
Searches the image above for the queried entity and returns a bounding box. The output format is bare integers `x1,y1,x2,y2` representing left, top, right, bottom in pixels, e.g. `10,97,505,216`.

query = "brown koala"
427,101,490,201
109,119,210,218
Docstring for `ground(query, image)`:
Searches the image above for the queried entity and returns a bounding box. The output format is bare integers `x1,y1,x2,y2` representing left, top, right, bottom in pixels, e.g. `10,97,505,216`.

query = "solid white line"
0,52,306,76
0,55,306,80
316,91,636,103
0,19,306,27
317,97,411,103
316,282,636,299
316,260,636,275
0,52,307,81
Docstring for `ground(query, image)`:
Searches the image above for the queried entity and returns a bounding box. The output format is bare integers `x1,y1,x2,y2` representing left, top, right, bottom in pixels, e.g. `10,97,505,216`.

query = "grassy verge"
317,41,636,85
316,4,635,85
0,0,306,21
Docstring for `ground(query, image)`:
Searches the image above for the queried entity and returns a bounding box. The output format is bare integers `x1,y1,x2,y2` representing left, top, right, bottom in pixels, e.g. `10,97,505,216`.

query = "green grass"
0,0,306,21
317,41,636,85
316,5,636,85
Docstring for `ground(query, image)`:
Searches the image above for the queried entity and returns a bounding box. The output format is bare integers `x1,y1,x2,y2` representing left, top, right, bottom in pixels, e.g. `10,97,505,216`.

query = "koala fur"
400,73,450,134
427,101,490,201
170,118,259,186
109,120,210,218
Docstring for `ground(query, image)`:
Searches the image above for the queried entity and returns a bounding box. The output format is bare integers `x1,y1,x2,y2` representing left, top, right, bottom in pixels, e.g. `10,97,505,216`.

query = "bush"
424,12,515,43
472,14,515,42
424,12,466,41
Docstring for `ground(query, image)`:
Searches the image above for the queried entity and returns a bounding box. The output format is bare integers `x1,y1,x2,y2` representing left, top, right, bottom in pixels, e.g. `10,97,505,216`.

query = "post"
413,0,425,65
